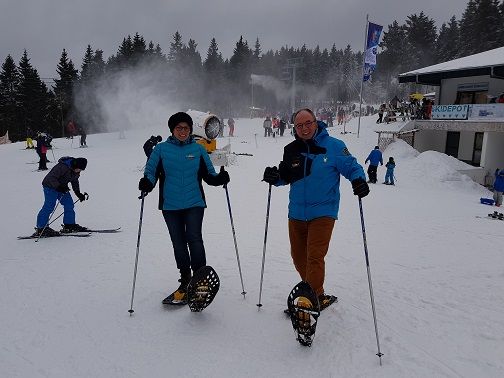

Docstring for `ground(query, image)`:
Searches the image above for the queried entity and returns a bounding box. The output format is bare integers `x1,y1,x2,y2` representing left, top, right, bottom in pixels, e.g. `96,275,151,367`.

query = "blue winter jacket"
495,169,504,192
144,136,219,210
276,121,365,221
365,149,383,166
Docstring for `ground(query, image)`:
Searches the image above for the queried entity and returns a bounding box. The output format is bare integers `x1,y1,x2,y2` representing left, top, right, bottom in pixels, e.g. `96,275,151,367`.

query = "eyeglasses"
174,126,191,132
294,120,316,130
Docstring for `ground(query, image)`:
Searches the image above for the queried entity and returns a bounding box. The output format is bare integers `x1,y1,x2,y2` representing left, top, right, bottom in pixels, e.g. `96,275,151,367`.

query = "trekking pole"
257,184,272,308
128,192,146,315
222,175,246,298
35,194,62,242
357,197,384,365
47,193,89,228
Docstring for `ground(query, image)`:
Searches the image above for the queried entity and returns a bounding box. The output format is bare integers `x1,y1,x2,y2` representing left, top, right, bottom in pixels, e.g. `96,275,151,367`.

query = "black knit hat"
72,157,87,170
168,112,193,134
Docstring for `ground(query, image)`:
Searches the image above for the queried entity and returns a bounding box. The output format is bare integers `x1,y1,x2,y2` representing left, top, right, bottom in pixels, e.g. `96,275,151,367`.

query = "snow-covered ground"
1,115,503,378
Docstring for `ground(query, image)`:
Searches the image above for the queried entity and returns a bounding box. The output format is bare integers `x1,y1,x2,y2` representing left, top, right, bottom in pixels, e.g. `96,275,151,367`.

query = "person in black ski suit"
143,135,163,159
35,132,52,171
34,157,89,236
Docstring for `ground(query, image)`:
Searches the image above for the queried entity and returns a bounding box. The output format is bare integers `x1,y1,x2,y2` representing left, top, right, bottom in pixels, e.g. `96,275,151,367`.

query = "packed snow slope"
1,116,503,378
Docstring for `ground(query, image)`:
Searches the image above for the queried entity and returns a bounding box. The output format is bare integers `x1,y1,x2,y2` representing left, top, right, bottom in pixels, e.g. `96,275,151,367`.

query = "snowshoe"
287,281,320,347
318,294,338,311
162,272,192,305
187,266,220,312
60,223,89,233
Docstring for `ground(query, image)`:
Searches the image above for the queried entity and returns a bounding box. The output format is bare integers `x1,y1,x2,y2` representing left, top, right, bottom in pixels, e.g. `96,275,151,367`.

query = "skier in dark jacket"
34,157,89,236
138,112,230,305
35,132,52,171
262,108,369,311
143,135,163,159
365,146,383,183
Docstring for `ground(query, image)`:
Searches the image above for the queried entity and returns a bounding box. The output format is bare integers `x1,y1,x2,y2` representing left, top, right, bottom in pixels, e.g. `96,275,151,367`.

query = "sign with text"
431,105,469,120
468,104,504,120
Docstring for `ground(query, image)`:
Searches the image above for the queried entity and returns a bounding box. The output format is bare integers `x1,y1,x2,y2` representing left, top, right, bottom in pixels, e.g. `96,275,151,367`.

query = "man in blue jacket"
494,168,504,207
262,108,369,311
365,146,383,183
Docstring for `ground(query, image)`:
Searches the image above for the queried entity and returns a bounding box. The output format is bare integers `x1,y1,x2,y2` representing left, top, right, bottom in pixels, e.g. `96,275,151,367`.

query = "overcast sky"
1,0,469,78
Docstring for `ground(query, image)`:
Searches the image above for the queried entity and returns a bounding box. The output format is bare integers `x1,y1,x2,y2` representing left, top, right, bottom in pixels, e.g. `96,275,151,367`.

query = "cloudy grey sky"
1,0,469,78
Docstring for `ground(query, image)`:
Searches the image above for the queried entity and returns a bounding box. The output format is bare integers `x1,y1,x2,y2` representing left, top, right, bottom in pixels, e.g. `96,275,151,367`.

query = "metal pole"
357,14,369,138
128,193,146,315
223,184,246,297
358,197,384,365
257,184,272,308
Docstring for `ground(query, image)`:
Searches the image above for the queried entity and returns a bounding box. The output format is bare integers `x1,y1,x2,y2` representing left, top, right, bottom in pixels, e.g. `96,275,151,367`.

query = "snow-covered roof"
398,46,504,85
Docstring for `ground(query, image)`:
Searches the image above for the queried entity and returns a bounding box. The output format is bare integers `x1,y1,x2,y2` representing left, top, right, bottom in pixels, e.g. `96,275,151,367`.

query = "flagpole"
357,14,369,139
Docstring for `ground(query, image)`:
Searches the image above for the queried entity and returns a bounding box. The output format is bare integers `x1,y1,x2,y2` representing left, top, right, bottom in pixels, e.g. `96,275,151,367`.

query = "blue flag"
363,22,383,82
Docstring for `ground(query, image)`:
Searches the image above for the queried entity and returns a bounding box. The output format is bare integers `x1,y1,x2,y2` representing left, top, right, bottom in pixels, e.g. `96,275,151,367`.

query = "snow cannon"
186,110,221,153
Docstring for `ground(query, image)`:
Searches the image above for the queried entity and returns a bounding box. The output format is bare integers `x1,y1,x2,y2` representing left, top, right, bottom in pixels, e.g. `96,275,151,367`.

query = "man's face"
294,111,317,140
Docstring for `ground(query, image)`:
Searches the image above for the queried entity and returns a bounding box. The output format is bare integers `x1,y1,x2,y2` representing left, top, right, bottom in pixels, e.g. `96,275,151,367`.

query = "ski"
476,213,503,221
287,281,320,347
18,233,91,240
85,228,121,233
61,227,121,234
187,265,220,312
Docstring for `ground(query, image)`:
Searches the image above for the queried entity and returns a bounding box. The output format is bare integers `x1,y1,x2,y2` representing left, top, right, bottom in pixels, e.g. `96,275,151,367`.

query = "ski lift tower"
285,57,305,114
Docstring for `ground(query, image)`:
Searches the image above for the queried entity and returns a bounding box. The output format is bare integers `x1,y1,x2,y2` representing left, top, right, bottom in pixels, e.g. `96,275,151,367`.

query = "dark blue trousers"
162,207,206,275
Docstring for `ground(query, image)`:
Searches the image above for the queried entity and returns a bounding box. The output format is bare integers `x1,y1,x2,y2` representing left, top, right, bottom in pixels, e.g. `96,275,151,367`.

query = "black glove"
56,184,70,193
263,166,280,184
351,178,370,198
218,166,230,186
138,177,154,193
75,191,86,202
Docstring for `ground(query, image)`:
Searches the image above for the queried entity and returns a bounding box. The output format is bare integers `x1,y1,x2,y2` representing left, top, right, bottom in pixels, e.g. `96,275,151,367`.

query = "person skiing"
34,157,89,236
263,116,272,137
138,112,230,305
262,108,369,311
365,146,383,184
493,168,504,207
384,157,396,185
143,135,163,159
78,125,87,147
227,117,235,137
35,132,51,171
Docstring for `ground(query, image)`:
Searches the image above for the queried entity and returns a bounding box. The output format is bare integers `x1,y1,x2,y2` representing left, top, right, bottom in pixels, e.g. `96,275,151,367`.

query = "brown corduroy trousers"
288,217,335,296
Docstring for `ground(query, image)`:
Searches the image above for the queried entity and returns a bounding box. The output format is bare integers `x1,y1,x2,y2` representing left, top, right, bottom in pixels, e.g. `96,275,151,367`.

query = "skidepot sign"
432,104,469,120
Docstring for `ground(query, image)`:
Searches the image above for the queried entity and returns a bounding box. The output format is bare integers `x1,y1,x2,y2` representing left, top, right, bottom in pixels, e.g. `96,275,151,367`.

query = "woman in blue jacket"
138,112,230,304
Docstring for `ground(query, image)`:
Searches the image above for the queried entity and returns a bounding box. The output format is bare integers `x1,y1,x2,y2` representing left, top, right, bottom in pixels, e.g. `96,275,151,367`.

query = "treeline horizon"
1,0,504,142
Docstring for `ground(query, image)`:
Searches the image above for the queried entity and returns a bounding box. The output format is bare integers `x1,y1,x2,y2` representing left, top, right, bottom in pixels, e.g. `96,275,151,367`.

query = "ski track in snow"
1,116,504,377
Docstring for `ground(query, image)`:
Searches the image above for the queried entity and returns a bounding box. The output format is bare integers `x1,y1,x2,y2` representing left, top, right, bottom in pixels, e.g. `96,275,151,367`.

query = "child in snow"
493,168,504,207
34,157,89,236
384,157,396,185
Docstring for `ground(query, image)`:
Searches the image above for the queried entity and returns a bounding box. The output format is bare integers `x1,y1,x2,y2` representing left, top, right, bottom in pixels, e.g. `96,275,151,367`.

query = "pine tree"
168,31,185,67
405,12,437,68
53,49,79,128
16,50,50,140
435,16,460,62
80,45,94,83
459,0,479,56
0,55,20,138
472,0,502,53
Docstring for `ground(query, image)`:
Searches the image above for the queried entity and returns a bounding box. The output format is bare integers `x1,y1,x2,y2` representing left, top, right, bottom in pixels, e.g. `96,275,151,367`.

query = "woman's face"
172,122,191,142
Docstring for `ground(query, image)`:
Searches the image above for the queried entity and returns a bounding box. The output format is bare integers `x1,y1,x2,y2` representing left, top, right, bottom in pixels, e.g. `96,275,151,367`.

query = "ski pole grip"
84,192,89,200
